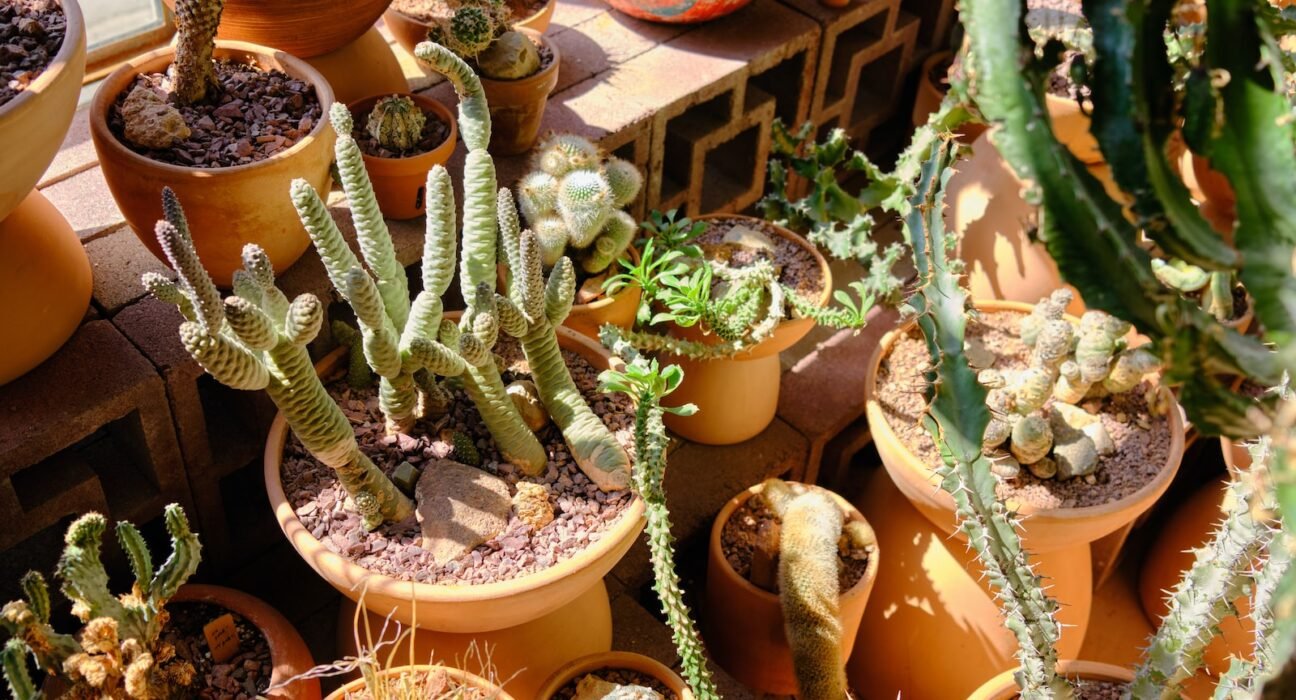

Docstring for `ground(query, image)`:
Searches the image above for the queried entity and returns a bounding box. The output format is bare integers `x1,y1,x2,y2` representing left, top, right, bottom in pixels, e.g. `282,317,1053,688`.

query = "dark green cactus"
171,0,224,105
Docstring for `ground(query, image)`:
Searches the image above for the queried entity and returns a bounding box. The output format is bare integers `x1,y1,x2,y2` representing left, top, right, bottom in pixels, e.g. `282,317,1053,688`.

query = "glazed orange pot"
704,483,877,696
162,0,392,58
347,93,457,220
536,652,693,699
847,466,1092,699
301,27,408,105
661,215,830,445
324,664,514,700
384,0,557,58
865,299,1186,552
0,190,92,386
479,30,560,156
0,0,85,222
497,246,643,340
969,660,1134,700
172,584,321,700
90,42,336,287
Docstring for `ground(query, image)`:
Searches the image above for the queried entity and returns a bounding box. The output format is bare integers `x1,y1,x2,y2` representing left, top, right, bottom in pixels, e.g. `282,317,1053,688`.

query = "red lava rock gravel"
162,601,271,700
0,0,66,108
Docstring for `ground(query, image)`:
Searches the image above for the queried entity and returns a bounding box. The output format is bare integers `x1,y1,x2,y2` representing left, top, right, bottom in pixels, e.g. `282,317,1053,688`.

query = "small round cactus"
448,5,497,56
534,133,602,175
1010,413,1053,465
559,169,616,247
366,95,427,151
603,157,644,207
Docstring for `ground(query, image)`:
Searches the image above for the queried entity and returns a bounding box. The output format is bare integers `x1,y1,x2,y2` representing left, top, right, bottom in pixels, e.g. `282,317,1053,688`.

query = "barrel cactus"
366,95,427,152
427,0,539,81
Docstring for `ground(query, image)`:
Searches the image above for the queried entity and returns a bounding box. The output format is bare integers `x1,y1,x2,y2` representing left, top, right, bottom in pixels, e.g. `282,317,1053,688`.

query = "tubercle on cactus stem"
170,0,224,106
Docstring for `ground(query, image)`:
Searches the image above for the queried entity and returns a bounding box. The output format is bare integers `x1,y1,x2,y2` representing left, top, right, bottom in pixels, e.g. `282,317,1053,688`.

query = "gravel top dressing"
162,601,271,700
721,494,871,593
0,0,67,108
696,217,825,306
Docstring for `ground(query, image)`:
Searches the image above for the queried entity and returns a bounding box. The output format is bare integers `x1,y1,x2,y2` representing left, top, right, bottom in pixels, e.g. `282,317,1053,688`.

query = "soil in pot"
720,495,871,593
1012,680,1128,700
0,0,67,108
161,601,273,700
330,666,502,699
351,100,451,159
552,669,678,700
875,309,1171,509
108,60,322,168
282,335,636,585
692,217,825,310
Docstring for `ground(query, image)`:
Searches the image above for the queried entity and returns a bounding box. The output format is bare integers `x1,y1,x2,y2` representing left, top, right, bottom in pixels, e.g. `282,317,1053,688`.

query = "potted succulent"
90,0,336,286
0,505,320,700
968,661,1135,700
385,0,557,51
144,43,645,695
511,132,644,339
536,652,692,699
342,93,458,219
385,0,559,154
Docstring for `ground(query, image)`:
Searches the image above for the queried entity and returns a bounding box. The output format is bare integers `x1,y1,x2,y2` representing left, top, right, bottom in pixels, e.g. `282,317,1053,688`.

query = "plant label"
203,613,240,663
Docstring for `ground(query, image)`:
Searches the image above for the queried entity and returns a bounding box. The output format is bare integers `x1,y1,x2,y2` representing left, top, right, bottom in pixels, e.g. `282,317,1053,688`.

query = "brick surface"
901,0,957,51
41,166,125,242
85,228,174,314
610,593,680,665
552,0,608,29
39,107,96,188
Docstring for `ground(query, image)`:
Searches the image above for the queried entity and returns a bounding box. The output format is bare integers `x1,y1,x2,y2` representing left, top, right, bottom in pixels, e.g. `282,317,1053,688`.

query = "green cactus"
170,0,224,105
430,1,505,58
331,321,375,390
144,189,413,530
1152,258,1211,293
2,638,35,700
366,95,427,152
1020,289,1073,348
1010,414,1053,465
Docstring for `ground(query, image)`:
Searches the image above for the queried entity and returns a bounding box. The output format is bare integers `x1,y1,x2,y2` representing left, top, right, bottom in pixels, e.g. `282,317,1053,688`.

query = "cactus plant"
366,95,427,152
1,505,202,700
170,0,224,105
426,0,540,81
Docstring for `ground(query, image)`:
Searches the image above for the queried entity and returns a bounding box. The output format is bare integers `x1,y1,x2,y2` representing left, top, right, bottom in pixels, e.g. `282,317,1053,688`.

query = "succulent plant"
170,0,224,105
366,95,427,152
425,0,539,81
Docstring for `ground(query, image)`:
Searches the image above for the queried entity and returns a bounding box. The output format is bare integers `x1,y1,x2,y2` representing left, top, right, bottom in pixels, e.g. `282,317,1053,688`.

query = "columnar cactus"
1,505,202,700
144,189,414,529
516,133,643,275
366,95,426,152
170,0,223,105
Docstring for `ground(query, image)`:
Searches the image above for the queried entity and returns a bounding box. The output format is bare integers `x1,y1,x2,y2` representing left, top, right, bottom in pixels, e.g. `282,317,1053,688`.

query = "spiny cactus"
170,0,224,105
598,331,719,700
144,189,413,530
426,0,539,81
366,95,427,152
515,133,643,276
1,505,201,699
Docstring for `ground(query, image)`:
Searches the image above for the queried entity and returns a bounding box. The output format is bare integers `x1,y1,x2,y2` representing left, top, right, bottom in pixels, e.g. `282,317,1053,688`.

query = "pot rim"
324,663,515,700
386,0,557,35
707,482,879,607
347,92,459,170
535,651,693,700
477,28,559,88
0,0,85,125
89,40,336,176
694,213,832,311
264,321,646,605
864,298,1187,522
969,660,1134,700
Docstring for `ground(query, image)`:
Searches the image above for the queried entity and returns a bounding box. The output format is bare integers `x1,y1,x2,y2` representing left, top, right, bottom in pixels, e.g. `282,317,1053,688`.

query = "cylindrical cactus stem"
1030,319,1074,371
412,42,491,150
1019,288,1073,347
1151,258,1210,293
1,639,36,700
115,523,155,599
1204,270,1234,322
1012,366,1057,415
1053,360,1091,404
1102,347,1161,395
170,0,223,105
149,504,202,610
583,211,638,275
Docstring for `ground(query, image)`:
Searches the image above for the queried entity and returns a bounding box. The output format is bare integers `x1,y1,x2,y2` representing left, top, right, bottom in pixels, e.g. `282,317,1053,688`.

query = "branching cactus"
144,189,413,529
1,505,201,700
515,133,643,275
170,0,223,105
366,95,426,152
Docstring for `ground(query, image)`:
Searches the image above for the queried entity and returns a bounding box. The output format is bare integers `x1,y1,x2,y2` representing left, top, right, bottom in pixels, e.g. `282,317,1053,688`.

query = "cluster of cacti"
366,95,427,152
426,0,539,81
169,0,223,105
1,505,201,700
1151,258,1242,323
515,133,643,277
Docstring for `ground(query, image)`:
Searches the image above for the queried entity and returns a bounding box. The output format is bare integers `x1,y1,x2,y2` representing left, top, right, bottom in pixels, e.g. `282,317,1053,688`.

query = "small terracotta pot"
1048,92,1104,166
479,30,560,155
323,664,514,700
0,0,85,222
536,651,693,699
606,0,754,23
497,246,643,340
302,27,409,104
384,0,557,57
968,660,1134,700
660,215,831,445
704,482,877,696
865,299,1186,552
162,0,392,58
90,41,336,286
0,190,92,385
347,93,458,220
171,584,321,699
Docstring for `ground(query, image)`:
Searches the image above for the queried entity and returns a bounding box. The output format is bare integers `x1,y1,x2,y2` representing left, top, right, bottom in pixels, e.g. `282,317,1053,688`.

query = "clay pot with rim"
606,0,753,23
347,92,458,220
478,29,560,155
0,0,85,222
90,41,336,286
968,661,1134,700
384,0,558,55
704,482,877,695
324,664,514,700
265,321,645,696
660,214,831,445
0,190,92,385
536,652,693,699
864,299,1186,552
497,245,643,340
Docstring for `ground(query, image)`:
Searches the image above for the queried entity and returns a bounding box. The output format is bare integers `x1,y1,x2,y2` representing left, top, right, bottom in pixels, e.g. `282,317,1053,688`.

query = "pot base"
663,352,780,445
305,28,408,105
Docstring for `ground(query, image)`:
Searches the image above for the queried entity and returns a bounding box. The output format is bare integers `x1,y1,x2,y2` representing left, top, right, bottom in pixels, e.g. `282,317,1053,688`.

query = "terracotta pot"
969,660,1134,700
0,0,85,222
172,584,321,699
1222,437,1252,471
162,0,392,58
478,30,560,156
0,190,92,385
384,0,557,57
324,664,514,700
661,215,830,445
347,93,458,220
847,467,1092,699
911,51,986,144
302,27,408,104
1192,153,1235,226
497,246,643,340
264,326,646,634
536,651,693,699
606,0,754,23
1048,92,1104,166
1138,476,1252,676
90,42,336,286
704,483,878,696
864,299,1186,552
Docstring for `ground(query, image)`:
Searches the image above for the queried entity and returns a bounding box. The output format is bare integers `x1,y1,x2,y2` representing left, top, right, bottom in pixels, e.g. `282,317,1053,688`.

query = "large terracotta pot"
300,27,408,105
172,584,321,700
704,483,878,696
384,0,557,57
606,0,754,24
536,652,693,699
0,0,85,222
162,0,392,58
90,42,336,286
661,215,831,445
324,664,514,700
847,467,1092,699
347,93,458,220
0,190,91,385
478,30,560,156
969,660,1133,700
864,299,1186,552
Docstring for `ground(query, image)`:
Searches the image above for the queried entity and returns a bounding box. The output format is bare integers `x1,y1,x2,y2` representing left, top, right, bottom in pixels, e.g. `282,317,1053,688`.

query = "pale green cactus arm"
141,272,196,322
149,504,202,609
413,43,491,150
583,211,638,276
421,166,459,301
115,522,154,598
56,514,133,632
1,573,79,675
1,638,36,700
159,191,223,333
1213,527,1292,699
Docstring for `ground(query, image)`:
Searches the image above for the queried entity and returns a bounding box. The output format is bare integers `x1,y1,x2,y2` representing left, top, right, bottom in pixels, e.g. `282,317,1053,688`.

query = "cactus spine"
170,0,223,105
366,95,426,151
